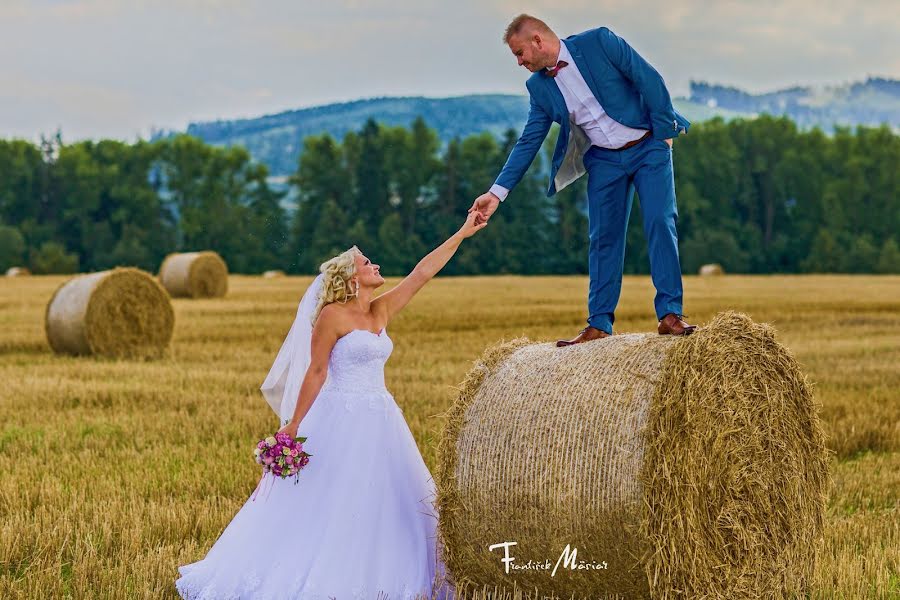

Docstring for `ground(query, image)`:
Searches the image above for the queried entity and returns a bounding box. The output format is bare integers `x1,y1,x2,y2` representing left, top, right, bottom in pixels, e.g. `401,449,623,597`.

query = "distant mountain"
152,78,898,178
688,77,900,131
175,94,533,177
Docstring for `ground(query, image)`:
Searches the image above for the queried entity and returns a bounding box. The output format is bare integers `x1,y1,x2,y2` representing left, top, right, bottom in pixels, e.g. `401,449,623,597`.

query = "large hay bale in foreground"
436,312,828,599
5,266,31,277
699,263,725,276
45,267,174,358
158,251,228,298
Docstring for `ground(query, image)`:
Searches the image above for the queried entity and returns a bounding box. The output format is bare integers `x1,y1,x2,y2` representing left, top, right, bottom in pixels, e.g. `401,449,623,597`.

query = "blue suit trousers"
583,136,683,334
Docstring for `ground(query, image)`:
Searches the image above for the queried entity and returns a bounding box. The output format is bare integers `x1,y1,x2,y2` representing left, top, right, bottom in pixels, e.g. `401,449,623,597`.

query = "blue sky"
2,0,897,141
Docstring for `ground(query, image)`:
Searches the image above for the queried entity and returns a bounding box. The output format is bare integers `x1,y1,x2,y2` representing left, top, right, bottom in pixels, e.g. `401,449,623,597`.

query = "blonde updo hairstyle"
311,246,362,326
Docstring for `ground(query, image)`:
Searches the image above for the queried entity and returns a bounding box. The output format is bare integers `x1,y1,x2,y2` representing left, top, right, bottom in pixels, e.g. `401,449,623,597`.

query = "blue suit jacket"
494,27,690,197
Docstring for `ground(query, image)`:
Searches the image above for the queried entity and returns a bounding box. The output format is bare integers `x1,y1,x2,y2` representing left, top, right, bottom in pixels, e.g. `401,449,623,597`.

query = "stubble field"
0,274,897,598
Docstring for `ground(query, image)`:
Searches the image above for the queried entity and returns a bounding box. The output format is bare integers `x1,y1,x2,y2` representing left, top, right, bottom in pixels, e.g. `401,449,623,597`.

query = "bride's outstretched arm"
375,210,486,321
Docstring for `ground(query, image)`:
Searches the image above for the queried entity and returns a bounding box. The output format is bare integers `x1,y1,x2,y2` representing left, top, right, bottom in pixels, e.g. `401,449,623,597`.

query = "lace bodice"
318,327,396,413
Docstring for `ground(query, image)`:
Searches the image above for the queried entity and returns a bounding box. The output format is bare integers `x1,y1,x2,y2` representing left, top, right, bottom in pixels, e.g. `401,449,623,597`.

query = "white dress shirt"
490,40,649,202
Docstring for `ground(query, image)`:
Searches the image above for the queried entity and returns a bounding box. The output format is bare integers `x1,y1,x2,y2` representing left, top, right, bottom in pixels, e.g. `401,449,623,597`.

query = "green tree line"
0,115,897,275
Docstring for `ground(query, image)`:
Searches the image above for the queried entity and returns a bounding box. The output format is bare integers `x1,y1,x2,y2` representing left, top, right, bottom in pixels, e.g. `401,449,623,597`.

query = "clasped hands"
467,192,501,226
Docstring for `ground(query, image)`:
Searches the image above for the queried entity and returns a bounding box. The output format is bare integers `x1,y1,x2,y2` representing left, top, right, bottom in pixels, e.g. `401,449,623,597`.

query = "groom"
468,14,697,346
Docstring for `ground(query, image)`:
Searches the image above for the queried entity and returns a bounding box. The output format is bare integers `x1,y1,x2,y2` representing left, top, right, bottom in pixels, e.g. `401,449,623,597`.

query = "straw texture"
436,312,828,599
158,251,228,298
44,267,174,359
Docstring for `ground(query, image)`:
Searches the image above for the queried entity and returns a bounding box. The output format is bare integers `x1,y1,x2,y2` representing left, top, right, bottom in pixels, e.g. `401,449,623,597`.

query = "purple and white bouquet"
253,432,312,485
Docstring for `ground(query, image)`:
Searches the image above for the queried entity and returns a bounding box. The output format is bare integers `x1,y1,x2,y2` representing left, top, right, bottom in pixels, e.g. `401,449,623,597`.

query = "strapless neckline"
337,327,387,343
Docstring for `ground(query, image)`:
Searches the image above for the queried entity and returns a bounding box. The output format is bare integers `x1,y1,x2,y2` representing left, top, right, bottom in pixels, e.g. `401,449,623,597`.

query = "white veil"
260,273,328,424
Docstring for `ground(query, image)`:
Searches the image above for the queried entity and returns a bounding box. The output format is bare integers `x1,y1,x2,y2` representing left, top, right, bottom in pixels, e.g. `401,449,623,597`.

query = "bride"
175,210,487,599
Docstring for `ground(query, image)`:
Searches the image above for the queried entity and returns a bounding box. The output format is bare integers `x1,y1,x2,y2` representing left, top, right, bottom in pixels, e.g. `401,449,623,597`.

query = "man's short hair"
503,14,554,44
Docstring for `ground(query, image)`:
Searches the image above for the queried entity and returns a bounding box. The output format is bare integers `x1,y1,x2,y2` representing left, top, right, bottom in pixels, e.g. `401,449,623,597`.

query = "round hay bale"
262,269,285,279
5,266,31,277
699,263,725,276
436,311,828,599
158,251,228,298
45,267,174,359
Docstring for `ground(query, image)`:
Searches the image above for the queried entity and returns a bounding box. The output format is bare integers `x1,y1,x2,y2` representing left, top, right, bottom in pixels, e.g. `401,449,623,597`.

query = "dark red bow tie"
545,60,569,77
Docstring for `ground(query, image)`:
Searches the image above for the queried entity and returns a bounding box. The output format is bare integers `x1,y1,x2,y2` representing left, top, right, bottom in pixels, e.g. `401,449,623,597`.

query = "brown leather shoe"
658,313,698,336
556,326,611,347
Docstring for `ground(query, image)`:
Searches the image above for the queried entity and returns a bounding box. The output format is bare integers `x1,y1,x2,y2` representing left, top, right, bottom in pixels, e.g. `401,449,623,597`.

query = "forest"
1,115,897,276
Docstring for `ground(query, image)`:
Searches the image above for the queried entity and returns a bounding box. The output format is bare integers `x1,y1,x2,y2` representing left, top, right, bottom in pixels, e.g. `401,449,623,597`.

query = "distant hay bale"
45,267,174,359
436,311,829,599
5,266,31,277
158,251,228,298
262,270,285,278
699,263,725,276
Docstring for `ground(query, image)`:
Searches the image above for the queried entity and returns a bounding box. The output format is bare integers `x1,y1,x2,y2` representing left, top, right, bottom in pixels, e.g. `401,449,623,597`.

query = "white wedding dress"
175,327,453,600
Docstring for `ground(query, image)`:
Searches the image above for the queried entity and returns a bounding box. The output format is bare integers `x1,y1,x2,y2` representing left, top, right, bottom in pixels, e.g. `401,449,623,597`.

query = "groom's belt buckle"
611,130,651,151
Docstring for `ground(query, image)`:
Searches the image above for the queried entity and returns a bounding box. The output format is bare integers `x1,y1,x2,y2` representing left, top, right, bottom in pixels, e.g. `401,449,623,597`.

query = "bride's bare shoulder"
313,304,345,339
318,303,348,321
